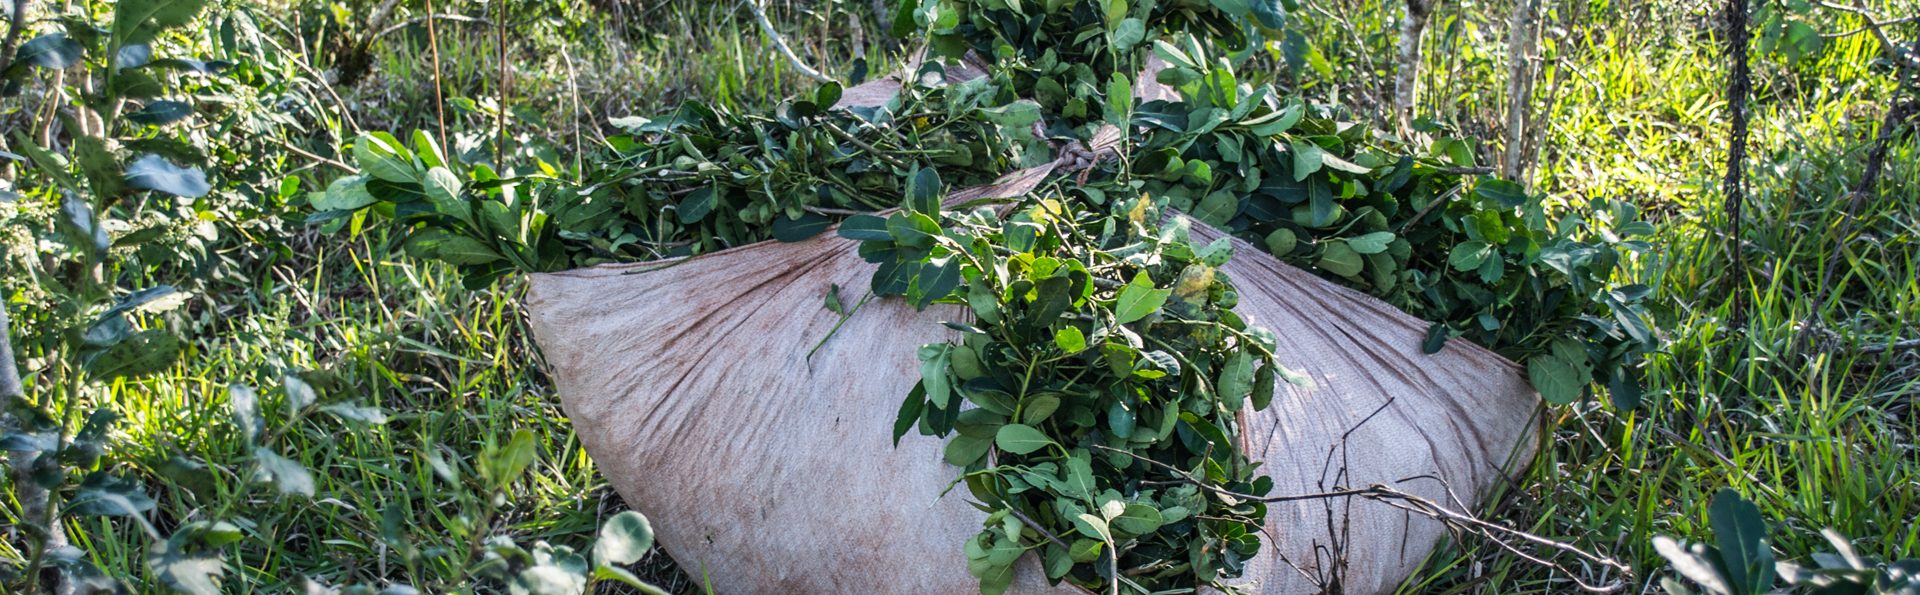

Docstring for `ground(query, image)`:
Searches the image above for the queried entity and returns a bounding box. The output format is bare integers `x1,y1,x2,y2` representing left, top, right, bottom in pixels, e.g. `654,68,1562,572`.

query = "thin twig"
821,121,910,171
1814,1,1920,69
801,205,872,216
372,13,491,40
272,137,359,173
423,0,449,152
745,0,832,83
1006,506,1072,550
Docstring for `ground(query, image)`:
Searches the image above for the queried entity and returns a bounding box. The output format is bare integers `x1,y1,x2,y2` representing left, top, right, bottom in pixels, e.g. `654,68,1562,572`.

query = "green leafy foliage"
865,193,1279,592
314,81,1023,285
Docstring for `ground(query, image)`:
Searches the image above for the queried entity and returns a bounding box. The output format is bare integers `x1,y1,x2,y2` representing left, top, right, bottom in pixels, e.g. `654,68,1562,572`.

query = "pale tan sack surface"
523,218,1541,594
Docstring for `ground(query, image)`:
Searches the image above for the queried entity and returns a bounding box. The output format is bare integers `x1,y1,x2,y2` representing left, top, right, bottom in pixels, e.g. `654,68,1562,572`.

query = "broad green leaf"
1526,351,1583,405
12,34,84,70
1217,351,1254,407
320,402,388,425
1113,272,1171,324
1346,231,1395,255
1448,241,1492,271
594,511,656,566
1054,327,1087,353
1192,189,1238,225
1107,401,1135,439
1068,539,1103,562
282,373,317,415
1021,395,1061,424
354,133,418,184
945,435,992,466
1250,0,1287,29
678,187,716,223
314,175,378,211
127,100,194,125
1112,503,1164,535
229,384,262,445
254,447,316,497
837,214,890,241
887,212,942,247
919,343,953,409
1711,489,1776,594
772,213,832,242
1058,455,1096,498
1071,513,1111,541
485,429,538,488
906,167,943,214
1315,241,1364,277
995,424,1053,455
68,472,156,516
891,385,926,446
1264,227,1297,256
124,154,210,197
147,539,224,595
1474,177,1528,208
423,167,463,210
1291,142,1325,181
86,330,181,380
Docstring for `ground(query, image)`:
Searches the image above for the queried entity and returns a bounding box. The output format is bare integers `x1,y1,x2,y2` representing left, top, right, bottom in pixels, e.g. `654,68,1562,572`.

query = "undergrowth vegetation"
2,0,1915,592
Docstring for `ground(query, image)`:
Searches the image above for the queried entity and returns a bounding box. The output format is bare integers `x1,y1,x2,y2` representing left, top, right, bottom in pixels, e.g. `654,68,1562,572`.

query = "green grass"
4,0,1916,592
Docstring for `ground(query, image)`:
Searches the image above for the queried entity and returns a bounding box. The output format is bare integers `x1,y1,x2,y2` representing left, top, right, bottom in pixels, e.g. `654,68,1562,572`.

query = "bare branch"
746,0,833,83
372,13,492,40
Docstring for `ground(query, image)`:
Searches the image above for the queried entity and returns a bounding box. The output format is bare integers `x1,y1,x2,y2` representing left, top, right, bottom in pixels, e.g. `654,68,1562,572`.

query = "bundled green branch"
849,183,1281,592
308,79,1026,287
1065,34,1658,406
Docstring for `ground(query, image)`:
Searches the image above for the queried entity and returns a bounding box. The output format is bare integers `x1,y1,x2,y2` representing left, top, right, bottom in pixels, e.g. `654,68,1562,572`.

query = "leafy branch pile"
310,79,1045,287
848,181,1283,590
312,0,1661,591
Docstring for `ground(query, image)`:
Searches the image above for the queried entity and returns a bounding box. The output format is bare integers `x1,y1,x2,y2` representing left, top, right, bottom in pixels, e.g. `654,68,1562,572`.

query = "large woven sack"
523,214,1541,593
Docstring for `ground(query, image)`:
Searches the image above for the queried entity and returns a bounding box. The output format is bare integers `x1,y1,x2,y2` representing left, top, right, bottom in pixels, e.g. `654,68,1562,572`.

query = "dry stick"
423,0,449,153
495,0,508,160
562,45,583,175
747,0,832,83
1087,444,1631,592
1723,0,1753,328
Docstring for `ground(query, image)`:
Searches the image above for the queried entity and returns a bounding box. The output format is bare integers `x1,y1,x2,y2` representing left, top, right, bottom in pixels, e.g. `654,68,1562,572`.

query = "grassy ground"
4,0,1915,592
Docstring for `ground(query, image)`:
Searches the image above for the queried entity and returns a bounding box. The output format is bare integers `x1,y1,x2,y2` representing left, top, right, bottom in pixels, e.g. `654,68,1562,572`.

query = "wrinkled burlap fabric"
525,216,1540,593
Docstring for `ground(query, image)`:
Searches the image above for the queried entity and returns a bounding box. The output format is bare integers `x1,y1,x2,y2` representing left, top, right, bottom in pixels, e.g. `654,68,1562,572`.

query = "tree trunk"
1394,0,1436,134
